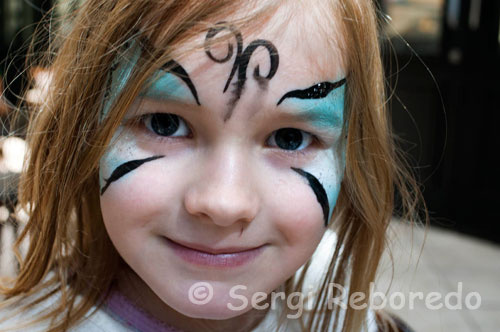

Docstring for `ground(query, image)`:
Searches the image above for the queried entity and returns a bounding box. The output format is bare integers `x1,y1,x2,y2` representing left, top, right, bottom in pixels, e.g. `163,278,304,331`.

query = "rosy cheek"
100,174,155,233
265,172,326,246
100,155,192,229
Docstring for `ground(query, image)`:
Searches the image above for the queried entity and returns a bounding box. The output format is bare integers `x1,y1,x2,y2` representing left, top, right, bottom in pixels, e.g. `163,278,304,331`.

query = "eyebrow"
277,78,346,106
160,60,201,105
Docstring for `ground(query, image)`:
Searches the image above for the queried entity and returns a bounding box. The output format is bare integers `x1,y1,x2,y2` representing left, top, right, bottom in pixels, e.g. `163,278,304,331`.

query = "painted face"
99,5,347,329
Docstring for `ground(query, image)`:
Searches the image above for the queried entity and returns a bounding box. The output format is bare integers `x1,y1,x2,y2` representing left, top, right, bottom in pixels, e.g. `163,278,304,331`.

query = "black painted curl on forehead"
204,21,280,120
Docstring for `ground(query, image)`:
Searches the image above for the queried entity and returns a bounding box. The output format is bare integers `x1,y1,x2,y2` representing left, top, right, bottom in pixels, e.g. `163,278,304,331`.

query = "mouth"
164,237,265,268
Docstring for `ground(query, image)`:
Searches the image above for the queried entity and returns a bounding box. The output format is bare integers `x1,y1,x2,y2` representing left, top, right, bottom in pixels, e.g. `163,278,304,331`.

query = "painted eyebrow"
277,78,346,106
161,60,201,105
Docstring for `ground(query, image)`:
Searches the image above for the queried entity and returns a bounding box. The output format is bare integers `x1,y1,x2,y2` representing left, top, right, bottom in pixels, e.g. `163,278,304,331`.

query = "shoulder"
0,289,60,332
72,307,136,332
0,290,134,332
250,301,379,332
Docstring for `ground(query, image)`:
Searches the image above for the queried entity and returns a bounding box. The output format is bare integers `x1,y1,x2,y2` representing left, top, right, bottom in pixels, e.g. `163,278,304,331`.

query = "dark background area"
1,0,499,243
379,0,500,244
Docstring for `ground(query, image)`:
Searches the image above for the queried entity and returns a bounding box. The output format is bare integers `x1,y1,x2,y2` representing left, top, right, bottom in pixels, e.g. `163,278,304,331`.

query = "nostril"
193,211,211,222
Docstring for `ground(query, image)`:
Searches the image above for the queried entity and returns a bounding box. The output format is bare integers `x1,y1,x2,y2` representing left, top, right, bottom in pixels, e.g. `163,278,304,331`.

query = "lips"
168,238,261,254
164,237,265,268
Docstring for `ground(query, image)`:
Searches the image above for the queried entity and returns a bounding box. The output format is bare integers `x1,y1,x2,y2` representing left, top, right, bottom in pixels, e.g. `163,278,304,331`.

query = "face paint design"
99,126,153,195
278,78,347,226
101,42,141,121
101,155,165,195
291,142,344,227
278,78,346,129
100,41,202,193
291,167,330,226
144,60,200,105
102,41,201,122
277,78,346,106
204,22,279,119
99,108,191,194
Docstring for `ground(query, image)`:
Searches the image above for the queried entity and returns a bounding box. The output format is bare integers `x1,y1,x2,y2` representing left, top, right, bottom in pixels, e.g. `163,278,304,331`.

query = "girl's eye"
267,128,313,151
142,113,190,137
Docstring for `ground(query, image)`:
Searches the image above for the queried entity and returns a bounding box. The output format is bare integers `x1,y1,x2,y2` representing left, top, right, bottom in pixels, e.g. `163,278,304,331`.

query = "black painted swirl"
204,22,280,118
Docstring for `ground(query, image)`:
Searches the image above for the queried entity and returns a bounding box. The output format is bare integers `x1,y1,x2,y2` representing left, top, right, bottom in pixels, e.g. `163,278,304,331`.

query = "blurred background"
0,0,499,331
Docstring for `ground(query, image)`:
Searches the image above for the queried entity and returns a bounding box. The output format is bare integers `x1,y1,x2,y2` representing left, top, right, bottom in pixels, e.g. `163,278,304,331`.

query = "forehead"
167,1,345,84
132,1,347,122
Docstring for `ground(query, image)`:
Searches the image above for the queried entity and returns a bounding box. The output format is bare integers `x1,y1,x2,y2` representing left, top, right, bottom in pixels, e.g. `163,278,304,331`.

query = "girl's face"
100,4,346,325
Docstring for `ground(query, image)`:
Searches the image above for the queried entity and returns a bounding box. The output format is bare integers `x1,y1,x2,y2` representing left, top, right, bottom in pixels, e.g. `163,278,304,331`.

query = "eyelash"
136,112,322,153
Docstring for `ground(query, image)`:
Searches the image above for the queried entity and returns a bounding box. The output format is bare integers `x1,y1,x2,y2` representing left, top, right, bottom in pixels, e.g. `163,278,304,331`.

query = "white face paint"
301,141,345,223
98,4,347,331
99,127,140,192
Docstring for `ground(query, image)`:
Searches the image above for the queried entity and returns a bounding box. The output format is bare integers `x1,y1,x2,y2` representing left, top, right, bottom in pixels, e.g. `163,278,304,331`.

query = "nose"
183,147,259,227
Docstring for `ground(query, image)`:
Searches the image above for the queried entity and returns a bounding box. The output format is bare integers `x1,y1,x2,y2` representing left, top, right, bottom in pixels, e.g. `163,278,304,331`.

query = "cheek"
263,149,344,248
265,171,326,247
100,161,187,229
99,160,191,275
99,130,189,243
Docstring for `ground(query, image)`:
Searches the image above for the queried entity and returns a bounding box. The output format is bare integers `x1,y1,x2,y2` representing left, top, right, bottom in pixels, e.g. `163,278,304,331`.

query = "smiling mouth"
164,237,265,268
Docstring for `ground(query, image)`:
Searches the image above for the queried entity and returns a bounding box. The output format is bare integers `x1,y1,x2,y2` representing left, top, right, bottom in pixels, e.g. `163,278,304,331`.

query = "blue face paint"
102,41,200,123
99,153,124,189
101,42,141,121
280,83,345,131
140,71,193,102
99,128,131,189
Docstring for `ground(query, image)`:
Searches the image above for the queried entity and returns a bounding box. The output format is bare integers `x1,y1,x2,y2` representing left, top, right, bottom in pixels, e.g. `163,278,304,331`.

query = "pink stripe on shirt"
105,289,183,332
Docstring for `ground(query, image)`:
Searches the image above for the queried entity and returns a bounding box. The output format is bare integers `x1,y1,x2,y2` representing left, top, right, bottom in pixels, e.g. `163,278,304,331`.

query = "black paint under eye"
101,155,165,195
277,78,347,106
291,167,330,227
275,128,303,150
150,114,180,136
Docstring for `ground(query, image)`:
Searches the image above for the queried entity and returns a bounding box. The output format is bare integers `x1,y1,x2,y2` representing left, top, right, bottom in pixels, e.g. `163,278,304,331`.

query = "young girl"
0,0,421,331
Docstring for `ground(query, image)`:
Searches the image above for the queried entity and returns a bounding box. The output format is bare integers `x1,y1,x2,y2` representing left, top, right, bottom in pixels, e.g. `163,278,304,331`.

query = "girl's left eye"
142,113,190,137
267,128,313,151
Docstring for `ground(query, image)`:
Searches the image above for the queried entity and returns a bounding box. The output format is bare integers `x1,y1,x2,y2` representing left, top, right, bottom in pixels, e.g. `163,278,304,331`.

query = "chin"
169,296,255,320
156,279,267,320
